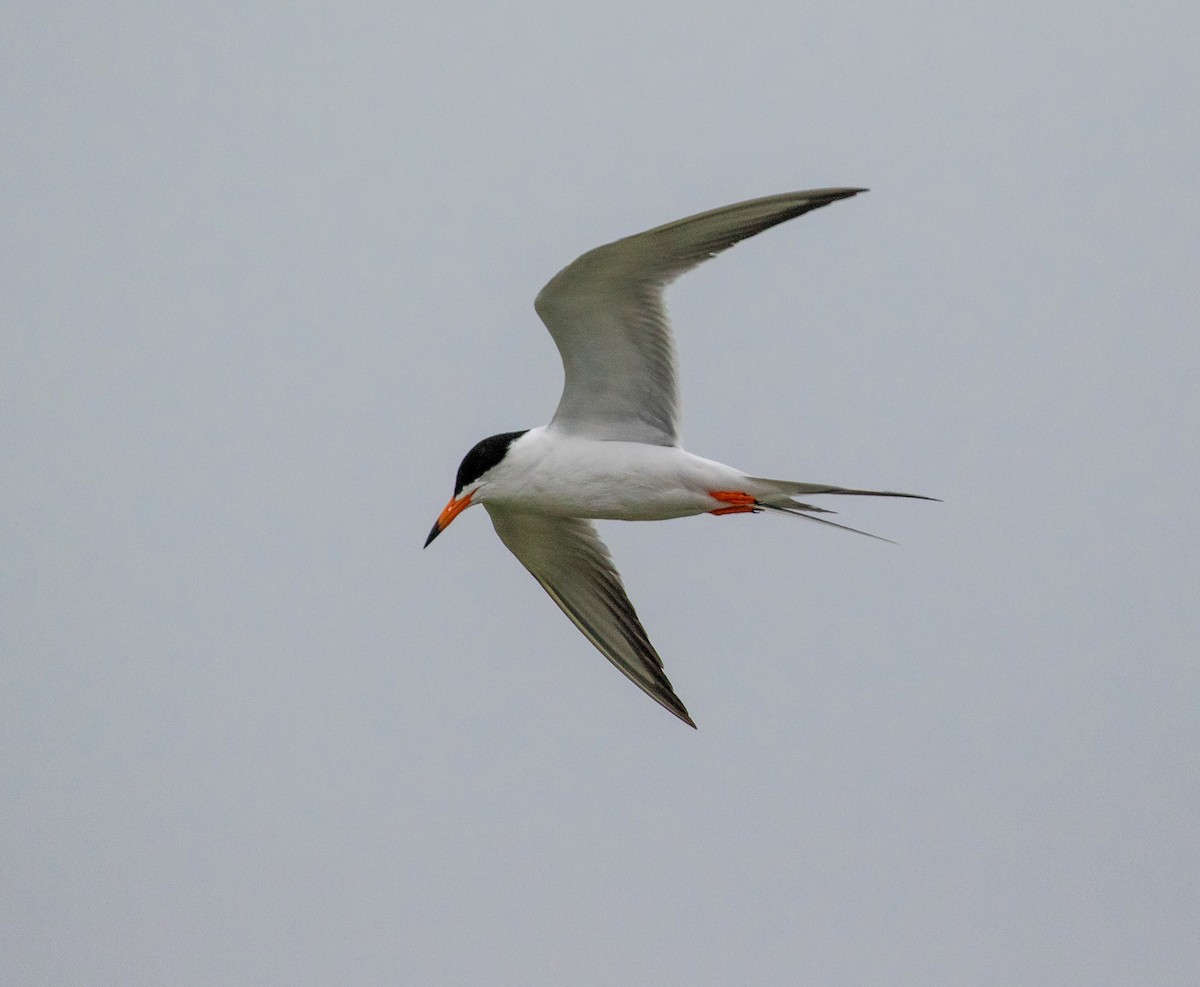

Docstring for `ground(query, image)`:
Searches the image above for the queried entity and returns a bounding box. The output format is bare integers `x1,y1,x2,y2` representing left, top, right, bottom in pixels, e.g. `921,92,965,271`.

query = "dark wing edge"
486,507,696,728
534,188,867,447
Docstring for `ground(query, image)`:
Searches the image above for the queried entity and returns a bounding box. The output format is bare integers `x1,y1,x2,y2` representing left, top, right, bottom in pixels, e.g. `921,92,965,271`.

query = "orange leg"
708,490,759,516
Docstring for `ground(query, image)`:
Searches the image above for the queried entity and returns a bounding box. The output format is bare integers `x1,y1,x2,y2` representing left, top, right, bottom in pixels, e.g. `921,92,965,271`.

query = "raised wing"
534,188,866,447
485,505,695,727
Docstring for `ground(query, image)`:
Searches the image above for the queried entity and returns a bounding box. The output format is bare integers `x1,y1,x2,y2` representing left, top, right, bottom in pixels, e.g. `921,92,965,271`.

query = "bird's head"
423,429,529,547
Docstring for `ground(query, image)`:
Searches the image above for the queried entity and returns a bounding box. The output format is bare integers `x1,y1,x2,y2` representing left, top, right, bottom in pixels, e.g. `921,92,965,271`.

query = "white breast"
478,426,747,521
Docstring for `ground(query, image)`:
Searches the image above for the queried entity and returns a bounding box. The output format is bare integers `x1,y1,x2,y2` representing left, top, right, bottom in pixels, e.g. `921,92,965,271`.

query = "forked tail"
746,476,939,543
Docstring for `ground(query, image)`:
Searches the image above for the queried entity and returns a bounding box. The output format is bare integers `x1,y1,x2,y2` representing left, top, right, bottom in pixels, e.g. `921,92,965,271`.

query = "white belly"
479,428,749,521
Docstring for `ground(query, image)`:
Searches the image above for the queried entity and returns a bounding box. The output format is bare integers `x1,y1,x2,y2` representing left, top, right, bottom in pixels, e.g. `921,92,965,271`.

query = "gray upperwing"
535,188,867,447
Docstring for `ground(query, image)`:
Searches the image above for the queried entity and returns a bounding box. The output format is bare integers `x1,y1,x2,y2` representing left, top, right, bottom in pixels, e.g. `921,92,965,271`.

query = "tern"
425,188,933,727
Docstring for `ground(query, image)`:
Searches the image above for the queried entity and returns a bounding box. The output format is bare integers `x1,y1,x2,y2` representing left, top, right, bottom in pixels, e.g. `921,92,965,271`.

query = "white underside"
472,426,758,521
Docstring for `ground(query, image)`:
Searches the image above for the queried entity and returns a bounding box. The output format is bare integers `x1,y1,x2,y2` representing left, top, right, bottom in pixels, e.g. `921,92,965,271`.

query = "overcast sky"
4,2,1198,985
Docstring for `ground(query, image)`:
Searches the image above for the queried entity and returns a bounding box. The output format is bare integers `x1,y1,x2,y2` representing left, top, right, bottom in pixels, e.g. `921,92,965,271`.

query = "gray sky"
4,2,1198,984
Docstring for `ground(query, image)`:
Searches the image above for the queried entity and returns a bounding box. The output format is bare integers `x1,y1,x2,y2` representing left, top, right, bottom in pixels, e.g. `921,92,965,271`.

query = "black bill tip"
423,521,443,549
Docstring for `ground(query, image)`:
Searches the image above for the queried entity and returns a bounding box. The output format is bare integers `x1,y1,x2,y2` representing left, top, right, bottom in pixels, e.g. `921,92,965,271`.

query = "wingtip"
655,688,697,728
807,187,868,206
666,698,698,729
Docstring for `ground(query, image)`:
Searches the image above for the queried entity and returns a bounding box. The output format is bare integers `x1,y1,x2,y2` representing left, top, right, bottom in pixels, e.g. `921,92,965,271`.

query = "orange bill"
424,492,473,547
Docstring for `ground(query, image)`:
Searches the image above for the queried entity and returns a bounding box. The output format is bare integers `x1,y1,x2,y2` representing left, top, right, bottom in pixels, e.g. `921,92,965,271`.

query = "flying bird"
424,189,933,727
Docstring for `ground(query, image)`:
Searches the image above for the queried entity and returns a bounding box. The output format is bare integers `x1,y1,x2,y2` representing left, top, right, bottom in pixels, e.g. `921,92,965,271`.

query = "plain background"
4,2,1198,984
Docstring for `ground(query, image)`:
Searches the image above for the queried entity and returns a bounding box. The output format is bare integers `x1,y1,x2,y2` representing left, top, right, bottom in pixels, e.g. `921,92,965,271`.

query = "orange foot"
708,490,759,516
